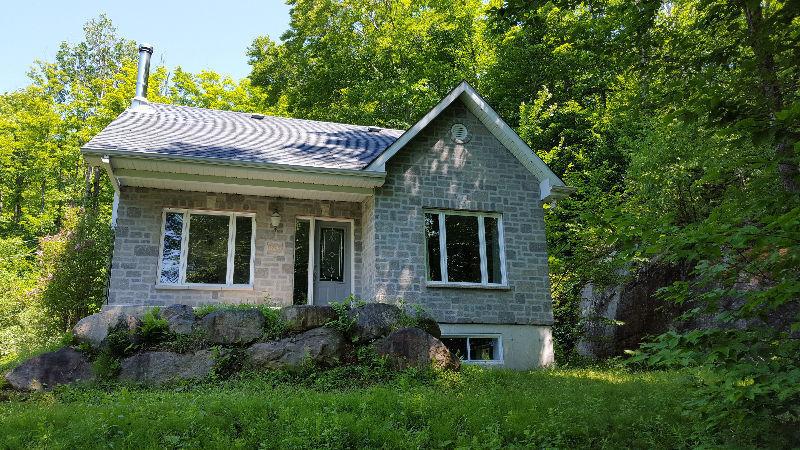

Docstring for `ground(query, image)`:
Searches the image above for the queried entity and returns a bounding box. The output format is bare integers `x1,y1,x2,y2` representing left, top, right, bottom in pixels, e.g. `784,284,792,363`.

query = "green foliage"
92,351,121,380
0,238,54,365
326,297,358,336
37,208,112,332
137,307,170,347
210,346,248,381
156,330,209,354
260,306,288,341
248,0,489,128
631,328,800,445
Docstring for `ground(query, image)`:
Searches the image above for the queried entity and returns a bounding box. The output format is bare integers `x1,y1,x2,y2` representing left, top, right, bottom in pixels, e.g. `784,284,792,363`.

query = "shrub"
326,299,357,336
38,208,112,332
137,307,170,347
630,328,800,446
260,307,288,340
157,330,208,353
92,351,121,380
211,346,247,380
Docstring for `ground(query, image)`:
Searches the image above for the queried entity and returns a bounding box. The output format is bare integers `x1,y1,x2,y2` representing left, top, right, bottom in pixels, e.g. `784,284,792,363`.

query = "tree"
248,0,490,128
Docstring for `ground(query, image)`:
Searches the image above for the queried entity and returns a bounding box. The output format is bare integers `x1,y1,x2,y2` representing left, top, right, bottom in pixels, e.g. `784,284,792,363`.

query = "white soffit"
84,154,379,202
365,81,569,202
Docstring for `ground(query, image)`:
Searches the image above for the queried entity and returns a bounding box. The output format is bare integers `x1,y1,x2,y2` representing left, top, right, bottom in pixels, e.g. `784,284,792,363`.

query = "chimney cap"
138,43,154,53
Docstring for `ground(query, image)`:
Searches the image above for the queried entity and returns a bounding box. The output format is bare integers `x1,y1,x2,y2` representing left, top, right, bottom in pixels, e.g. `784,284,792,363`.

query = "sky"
0,0,291,93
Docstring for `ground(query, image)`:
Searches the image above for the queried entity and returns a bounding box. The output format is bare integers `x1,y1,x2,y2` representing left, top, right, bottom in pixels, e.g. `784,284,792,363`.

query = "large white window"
441,336,503,363
424,210,507,287
157,209,255,288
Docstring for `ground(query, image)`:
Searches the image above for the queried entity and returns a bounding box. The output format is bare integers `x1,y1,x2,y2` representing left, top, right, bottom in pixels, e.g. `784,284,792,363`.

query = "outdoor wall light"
270,210,282,231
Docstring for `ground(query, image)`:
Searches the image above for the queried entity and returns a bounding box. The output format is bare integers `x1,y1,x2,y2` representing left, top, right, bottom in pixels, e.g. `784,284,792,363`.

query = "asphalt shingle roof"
83,102,405,170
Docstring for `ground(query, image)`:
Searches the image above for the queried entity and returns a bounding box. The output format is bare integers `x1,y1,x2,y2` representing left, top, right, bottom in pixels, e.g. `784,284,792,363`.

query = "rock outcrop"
414,315,442,339
248,327,346,370
348,303,403,342
375,328,460,371
6,302,461,392
200,309,265,344
4,347,94,391
280,305,337,332
73,309,142,348
118,350,216,383
161,304,196,335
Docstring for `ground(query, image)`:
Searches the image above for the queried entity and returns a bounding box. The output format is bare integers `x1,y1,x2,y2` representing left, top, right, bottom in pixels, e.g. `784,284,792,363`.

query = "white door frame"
297,216,355,305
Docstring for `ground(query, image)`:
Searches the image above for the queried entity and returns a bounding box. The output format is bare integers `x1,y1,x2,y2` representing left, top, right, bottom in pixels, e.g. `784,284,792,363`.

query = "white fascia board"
366,82,467,172
100,155,120,192
364,81,569,203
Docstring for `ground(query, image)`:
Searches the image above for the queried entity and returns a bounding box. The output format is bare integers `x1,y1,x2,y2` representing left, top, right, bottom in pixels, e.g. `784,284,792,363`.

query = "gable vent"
450,123,470,144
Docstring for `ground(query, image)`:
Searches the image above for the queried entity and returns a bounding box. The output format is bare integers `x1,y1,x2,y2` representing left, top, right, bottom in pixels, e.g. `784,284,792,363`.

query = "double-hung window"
157,209,255,288
424,210,507,286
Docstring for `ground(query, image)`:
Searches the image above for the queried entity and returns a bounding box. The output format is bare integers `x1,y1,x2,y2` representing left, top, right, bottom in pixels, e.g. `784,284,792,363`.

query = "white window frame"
295,216,356,305
424,209,508,288
441,334,504,364
155,208,256,290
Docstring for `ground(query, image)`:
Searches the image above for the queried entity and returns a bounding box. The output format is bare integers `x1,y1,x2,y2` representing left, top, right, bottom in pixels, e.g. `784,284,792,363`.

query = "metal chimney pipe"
132,44,154,107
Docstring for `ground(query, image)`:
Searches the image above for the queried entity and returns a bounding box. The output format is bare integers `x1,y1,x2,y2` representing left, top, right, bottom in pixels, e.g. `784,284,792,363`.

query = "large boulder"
280,305,337,332
248,327,346,370
74,309,142,348
199,309,265,345
348,303,403,342
161,304,196,335
414,315,442,339
118,350,215,383
4,347,94,391
375,328,460,371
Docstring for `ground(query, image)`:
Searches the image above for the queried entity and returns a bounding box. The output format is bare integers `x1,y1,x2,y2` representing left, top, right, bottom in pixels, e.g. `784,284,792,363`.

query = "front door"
313,220,351,305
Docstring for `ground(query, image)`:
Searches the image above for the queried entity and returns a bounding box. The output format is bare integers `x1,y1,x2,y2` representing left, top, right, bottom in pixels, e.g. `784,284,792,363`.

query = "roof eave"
81,146,387,182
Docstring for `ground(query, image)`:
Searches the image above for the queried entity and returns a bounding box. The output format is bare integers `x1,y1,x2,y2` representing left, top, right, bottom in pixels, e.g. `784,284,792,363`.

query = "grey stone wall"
371,99,554,325
108,187,362,307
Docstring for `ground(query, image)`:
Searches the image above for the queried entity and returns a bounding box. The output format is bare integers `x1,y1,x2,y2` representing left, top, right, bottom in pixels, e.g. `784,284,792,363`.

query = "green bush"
211,346,248,381
630,328,800,445
92,351,121,380
157,330,208,354
326,299,357,337
137,307,170,347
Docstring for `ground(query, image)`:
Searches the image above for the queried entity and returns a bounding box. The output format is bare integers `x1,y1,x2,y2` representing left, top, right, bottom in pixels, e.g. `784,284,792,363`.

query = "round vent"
450,123,470,143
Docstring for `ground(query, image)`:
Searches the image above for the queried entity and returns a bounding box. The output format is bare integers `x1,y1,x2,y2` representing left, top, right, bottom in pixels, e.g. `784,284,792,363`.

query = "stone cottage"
82,45,571,369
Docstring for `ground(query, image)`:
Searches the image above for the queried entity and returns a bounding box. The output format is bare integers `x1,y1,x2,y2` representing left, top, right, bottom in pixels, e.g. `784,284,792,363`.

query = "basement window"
441,336,503,363
424,210,507,287
157,209,255,288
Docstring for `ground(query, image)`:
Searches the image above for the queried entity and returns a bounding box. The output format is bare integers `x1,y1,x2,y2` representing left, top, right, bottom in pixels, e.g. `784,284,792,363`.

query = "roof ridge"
142,102,405,133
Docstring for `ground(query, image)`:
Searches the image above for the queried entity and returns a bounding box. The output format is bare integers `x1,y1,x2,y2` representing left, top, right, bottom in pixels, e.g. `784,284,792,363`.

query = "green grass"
0,366,714,449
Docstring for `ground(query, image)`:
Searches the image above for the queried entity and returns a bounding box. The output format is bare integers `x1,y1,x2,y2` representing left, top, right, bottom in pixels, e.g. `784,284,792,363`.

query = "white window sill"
463,360,504,365
426,282,510,290
154,284,254,291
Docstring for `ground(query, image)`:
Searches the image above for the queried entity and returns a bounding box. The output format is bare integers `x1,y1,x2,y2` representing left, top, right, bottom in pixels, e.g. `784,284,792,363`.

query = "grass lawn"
0,366,719,449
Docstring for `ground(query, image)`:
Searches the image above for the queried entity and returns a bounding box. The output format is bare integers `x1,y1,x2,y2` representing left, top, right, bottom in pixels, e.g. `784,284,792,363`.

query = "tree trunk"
12,174,24,224
741,1,799,193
